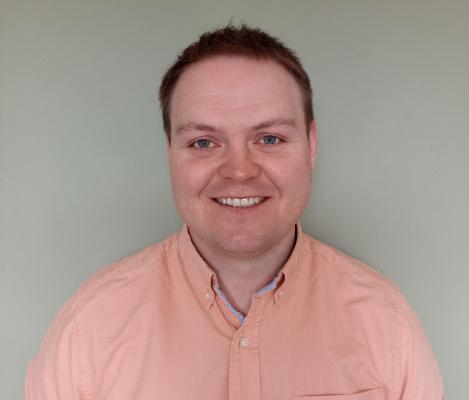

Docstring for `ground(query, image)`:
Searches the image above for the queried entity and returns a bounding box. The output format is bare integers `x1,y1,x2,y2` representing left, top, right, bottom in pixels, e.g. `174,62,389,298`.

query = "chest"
89,292,387,400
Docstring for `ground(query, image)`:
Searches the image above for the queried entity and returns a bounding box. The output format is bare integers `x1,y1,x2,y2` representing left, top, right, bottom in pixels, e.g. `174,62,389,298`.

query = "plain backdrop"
1,1,468,398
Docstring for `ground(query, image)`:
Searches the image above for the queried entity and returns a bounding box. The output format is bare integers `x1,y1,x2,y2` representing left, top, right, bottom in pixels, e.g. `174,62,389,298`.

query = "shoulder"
300,234,443,398
302,234,404,307
26,233,181,398
58,232,180,325
300,234,410,358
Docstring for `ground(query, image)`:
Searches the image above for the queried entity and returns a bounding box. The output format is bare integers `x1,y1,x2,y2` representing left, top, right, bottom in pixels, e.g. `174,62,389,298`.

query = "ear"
308,120,318,168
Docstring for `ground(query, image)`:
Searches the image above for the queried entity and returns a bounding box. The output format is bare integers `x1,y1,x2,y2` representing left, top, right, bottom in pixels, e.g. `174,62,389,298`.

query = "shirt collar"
272,223,306,305
177,223,308,308
177,226,217,308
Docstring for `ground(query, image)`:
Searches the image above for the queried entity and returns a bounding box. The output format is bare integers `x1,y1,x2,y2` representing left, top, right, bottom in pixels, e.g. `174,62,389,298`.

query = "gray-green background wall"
1,1,468,398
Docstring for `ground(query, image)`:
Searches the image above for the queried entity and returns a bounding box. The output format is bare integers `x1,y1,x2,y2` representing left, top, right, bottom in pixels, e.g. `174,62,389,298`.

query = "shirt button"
240,336,249,348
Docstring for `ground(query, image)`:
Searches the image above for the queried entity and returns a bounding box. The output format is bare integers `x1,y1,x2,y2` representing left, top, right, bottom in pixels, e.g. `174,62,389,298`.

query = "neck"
189,227,296,315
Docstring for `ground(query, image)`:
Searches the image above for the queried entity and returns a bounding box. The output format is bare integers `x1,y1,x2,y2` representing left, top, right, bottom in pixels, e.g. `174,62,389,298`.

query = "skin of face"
168,56,317,259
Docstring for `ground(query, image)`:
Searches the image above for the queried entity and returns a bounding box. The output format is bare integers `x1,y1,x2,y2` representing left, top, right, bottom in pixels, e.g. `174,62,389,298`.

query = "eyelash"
189,135,283,149
260,135,281,145
191,138,214,149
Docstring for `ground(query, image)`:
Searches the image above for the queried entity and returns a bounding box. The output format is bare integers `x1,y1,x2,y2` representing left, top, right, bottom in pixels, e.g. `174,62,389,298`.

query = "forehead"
170,56,304,130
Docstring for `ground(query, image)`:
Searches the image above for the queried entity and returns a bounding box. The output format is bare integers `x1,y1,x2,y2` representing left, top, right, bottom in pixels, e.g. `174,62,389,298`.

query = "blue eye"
261,135,280,145
193,139,212,149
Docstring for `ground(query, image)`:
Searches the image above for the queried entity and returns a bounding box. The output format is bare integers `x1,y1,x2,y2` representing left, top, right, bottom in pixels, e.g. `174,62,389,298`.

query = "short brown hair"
159,24,313,141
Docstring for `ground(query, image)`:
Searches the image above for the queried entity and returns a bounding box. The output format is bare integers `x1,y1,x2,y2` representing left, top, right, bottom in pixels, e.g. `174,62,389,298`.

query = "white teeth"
216,197,265,208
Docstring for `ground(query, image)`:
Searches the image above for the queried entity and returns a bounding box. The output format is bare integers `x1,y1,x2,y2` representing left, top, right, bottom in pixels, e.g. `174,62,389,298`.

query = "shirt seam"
70,252,166,400
73,290,93,400
391,290,404,400
78,251,165,298
312,246,403,400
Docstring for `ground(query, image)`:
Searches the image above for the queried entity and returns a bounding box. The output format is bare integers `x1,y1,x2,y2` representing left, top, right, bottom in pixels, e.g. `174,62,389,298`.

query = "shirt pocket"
292,387,384,400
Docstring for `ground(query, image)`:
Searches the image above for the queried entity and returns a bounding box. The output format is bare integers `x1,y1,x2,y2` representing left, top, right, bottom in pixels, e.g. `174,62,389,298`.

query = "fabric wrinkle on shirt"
25,225,444,400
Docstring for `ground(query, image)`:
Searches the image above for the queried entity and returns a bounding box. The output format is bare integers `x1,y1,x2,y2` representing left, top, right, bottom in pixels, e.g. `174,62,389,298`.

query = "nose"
217,146,261,182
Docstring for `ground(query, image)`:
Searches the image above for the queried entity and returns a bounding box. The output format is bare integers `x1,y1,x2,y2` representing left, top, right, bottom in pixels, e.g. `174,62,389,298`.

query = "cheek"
170,156,215,197
277,161,312,211
269,151,312,188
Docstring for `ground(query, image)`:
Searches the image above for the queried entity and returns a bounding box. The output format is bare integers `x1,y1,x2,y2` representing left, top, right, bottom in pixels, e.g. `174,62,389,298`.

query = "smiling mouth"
215,197,266,208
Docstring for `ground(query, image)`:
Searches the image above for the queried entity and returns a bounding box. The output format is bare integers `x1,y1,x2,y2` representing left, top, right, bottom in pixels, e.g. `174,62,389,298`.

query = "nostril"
218,159,261,181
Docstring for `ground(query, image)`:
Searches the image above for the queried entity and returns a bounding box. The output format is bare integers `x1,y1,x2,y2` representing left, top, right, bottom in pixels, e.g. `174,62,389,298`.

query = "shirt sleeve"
25,295,91,400
396,296,445,400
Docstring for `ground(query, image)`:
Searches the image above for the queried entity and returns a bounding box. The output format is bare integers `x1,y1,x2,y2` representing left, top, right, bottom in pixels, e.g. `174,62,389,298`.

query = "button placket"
228,295,265,400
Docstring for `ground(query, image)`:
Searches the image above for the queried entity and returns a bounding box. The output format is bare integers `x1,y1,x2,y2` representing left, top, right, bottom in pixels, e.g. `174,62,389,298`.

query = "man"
26,25,444,399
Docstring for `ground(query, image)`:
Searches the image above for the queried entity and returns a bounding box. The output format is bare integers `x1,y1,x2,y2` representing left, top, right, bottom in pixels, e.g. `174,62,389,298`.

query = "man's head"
159,24,314,141
160,25,317,257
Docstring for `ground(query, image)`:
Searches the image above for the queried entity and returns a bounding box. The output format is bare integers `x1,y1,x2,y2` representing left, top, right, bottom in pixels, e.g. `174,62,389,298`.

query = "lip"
211,194,269,198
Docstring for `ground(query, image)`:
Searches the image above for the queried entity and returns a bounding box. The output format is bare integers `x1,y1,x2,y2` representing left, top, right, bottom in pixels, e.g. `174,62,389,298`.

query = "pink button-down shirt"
26,226,444,399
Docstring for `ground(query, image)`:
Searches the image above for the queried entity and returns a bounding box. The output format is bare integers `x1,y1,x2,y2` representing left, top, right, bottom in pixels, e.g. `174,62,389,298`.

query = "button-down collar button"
205,291,211,299
240,336,249,348
274,289,284,304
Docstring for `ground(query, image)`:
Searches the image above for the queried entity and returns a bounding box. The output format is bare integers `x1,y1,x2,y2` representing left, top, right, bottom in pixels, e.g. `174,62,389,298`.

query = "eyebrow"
175,122,217,136
175,118,298,136
250,118,297,132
